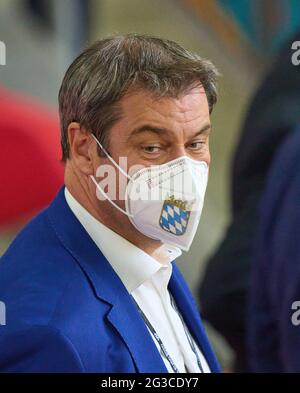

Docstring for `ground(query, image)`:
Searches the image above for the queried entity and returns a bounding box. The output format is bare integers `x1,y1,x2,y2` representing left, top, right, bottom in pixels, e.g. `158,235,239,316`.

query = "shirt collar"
64,187,182,293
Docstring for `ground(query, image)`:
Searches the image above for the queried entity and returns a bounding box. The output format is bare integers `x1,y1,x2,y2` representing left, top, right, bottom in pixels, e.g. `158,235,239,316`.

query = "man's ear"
67,122,95,175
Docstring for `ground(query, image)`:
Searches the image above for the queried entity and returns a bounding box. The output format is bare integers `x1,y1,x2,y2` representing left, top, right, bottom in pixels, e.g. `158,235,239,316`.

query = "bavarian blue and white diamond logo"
159,195,191,236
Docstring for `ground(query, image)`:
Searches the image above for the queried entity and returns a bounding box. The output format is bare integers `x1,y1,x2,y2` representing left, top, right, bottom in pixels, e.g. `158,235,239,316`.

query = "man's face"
107,85,211,173
92,84,211,213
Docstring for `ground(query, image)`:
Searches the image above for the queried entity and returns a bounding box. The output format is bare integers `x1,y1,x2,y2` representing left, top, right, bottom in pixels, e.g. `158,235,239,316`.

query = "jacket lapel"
47,187,168,373
106,302,168,372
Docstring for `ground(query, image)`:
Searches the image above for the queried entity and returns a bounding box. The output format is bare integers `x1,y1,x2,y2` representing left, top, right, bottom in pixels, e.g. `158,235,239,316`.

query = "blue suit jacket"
0,187,220,373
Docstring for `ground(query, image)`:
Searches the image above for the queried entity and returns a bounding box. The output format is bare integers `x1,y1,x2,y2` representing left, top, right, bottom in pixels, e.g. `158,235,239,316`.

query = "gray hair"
59,33,219,161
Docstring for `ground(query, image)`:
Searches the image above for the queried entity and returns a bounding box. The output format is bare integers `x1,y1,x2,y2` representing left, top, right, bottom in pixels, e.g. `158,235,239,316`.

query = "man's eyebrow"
189,123,212,138
128,125,170,139
128,123,212,139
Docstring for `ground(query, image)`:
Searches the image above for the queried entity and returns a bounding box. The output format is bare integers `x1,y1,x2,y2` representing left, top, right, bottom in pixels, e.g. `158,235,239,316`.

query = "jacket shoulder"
0,208,90,328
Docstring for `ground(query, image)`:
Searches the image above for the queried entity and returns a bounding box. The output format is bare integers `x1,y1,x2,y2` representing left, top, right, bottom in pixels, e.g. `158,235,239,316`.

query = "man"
0,34,220,373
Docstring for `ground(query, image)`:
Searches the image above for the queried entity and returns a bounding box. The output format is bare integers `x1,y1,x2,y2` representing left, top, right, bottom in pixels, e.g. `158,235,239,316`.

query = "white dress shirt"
64,187,210,373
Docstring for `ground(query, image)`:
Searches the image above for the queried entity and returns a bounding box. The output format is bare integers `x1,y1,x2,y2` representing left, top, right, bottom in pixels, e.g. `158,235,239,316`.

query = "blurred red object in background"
0,87,64,229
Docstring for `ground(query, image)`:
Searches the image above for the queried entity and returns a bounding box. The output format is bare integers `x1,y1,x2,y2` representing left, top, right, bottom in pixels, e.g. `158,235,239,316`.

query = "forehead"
118,85,209,126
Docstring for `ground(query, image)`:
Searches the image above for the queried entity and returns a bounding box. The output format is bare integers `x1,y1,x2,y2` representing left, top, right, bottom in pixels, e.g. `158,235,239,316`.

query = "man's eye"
188,141,205,150
142,145,161,153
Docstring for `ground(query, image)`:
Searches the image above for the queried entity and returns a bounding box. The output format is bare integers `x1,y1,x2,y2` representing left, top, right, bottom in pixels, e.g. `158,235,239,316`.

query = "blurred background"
1,0,300,371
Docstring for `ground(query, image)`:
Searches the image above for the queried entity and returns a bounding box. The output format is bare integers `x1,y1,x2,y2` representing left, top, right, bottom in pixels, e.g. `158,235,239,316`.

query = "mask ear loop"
89,133,133,217
90,175,133,217
90,133,132,180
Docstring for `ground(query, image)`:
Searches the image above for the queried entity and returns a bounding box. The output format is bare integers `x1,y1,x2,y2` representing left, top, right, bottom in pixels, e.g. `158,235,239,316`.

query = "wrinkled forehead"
118,85,210,129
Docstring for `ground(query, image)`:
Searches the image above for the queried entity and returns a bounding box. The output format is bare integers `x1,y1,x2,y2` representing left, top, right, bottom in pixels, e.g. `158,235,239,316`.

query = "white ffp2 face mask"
90,134,209,251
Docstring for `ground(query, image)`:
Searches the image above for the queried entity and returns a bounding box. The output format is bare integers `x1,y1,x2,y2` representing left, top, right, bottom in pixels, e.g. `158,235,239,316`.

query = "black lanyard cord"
131,296,180,373
131,295,204,373
169,294,204,373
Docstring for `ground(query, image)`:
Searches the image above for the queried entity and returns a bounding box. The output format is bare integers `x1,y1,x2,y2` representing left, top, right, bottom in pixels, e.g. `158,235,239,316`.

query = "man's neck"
64,172,165,262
